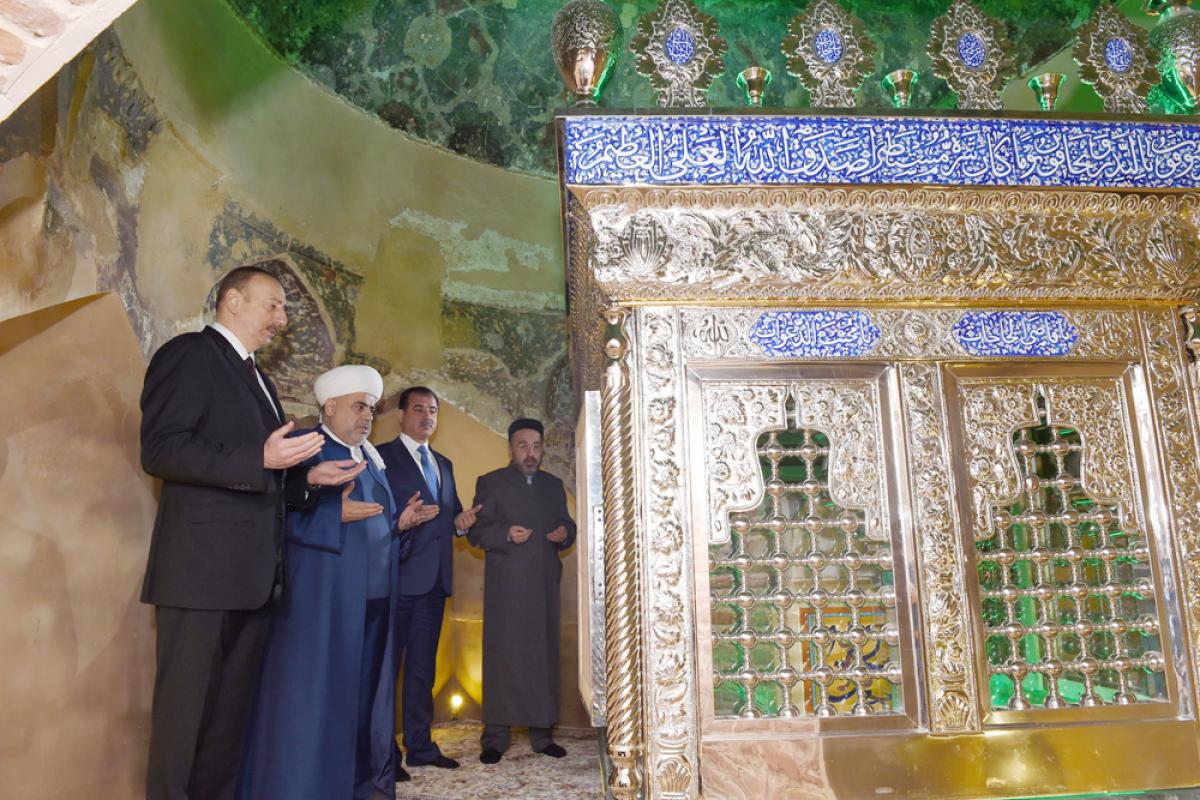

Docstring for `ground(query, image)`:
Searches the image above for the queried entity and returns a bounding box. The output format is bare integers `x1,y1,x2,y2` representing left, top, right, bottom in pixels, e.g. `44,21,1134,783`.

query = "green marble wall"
226,0,1176,176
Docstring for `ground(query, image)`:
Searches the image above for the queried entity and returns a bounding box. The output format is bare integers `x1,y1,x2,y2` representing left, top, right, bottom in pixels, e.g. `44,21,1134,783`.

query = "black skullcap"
508,417,544,440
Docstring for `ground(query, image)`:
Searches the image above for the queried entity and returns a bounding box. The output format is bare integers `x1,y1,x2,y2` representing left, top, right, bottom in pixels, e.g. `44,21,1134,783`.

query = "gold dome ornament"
550,0,622,106
1145,0,1200,111
883,69,918,108
1029,72,1067,111
737,67,772,107
1074,3,1158,113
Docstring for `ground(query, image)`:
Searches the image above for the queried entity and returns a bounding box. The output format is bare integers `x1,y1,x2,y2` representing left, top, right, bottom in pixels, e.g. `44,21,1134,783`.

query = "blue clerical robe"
239,434,409,800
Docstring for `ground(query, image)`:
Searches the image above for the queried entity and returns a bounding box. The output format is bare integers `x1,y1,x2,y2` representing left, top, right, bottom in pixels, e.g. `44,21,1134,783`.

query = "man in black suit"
377,387,481,771
140,266,366,800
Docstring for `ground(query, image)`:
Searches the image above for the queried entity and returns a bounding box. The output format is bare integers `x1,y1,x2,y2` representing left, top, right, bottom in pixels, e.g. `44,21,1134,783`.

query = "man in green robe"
467,418,577,763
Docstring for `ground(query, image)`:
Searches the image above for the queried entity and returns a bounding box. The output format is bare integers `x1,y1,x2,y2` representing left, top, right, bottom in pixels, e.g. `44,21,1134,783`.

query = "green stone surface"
222,0,1187,176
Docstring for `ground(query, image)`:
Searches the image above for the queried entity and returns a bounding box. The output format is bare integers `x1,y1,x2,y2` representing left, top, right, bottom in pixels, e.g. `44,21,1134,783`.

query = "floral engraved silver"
636,307,698,798
701,384,787,545
630,0,727,108
1049,382,1143,528
1141,309,1200,714
928,0,1016,110
1074,2,1158,113
781,0,875,108
900,363,979,732
579,188,1200,305
702,379,888,546
956,379,1144,545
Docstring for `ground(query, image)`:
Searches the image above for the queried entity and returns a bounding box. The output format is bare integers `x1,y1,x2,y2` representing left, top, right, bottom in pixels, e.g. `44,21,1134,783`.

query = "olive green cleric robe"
467,464,577,728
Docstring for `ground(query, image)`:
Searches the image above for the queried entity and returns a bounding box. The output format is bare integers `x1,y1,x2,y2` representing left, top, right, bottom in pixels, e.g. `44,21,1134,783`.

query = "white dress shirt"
208,322,279,419
399,433,465,534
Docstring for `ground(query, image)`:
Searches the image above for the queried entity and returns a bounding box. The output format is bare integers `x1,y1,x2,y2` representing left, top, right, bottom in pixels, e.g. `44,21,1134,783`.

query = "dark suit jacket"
376,438,462,597
139,326,302,610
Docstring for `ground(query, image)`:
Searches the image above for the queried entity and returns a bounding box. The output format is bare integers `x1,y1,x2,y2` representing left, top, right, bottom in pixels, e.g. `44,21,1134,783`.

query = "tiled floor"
396,723,602,800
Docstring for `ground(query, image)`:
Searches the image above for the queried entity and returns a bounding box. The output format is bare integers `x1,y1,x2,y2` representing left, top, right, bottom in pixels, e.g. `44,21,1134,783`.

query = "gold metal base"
701,719,1200,799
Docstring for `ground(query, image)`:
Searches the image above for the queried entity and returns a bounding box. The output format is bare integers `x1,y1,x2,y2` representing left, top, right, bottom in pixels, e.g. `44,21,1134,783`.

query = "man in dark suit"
140,266,366,800
377,387,481,770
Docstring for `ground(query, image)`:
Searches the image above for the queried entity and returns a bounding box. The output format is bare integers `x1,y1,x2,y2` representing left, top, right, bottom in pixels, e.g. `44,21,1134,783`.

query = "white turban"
314,365,384,405
313,365,386,471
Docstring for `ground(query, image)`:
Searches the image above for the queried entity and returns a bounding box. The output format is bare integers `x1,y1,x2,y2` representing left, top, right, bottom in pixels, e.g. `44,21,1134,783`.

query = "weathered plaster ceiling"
0,0,142,122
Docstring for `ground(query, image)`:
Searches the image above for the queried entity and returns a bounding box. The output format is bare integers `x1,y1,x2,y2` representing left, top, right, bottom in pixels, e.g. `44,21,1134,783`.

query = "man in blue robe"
239,366,438,800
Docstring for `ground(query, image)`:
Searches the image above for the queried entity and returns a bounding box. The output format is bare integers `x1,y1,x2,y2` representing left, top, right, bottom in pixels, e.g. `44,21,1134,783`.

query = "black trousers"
393,588,446,763
145,604,272,800
480,724,554,753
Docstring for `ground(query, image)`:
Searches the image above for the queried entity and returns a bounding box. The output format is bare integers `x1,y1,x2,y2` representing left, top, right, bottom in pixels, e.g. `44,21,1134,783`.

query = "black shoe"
535,743,567,758
396,765,412,782
479,748,503,764
408,753,460,769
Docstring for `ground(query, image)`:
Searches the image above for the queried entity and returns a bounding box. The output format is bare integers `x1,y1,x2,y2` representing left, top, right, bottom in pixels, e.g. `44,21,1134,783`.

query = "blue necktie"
418,444,439,498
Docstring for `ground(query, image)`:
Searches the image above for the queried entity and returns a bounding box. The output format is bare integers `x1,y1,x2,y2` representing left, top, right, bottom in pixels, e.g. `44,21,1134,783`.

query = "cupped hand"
307,458,367,487
341,481,384,523
264,421,324,469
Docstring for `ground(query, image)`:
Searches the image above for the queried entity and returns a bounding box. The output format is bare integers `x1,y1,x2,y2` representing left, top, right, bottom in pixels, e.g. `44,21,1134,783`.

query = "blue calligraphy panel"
750,310,881,358
562,115,1200,189
953,311,1079,357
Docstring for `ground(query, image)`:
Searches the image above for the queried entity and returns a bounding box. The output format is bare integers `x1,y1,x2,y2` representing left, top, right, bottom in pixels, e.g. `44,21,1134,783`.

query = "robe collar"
320,423,386,471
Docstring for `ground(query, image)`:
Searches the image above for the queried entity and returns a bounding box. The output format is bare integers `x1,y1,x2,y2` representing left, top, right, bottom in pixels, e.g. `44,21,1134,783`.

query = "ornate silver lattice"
709,396,902,719
976,393,1167,712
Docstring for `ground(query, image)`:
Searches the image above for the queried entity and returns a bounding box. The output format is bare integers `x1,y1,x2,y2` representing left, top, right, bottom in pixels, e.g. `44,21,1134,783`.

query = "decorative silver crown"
781,0,875,108
928,0,1016,110
629,0,727,108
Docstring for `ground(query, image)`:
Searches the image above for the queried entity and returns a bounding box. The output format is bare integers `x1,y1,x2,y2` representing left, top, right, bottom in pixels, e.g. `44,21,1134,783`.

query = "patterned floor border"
396,722,602,800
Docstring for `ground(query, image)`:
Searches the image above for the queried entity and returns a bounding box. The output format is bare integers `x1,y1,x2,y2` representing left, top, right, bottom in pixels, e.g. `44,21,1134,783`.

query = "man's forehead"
408,394,437,409
246,274,285,301
512,430,542,445
333,392,376,405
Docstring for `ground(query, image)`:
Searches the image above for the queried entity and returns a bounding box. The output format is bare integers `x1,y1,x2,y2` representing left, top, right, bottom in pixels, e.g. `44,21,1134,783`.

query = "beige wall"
0,293,156,798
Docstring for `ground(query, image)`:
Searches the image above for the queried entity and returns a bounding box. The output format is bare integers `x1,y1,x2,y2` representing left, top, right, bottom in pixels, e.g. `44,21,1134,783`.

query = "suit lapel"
258,368,285,422
203,327,281,429
435,451,449,507
392,441,437,505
